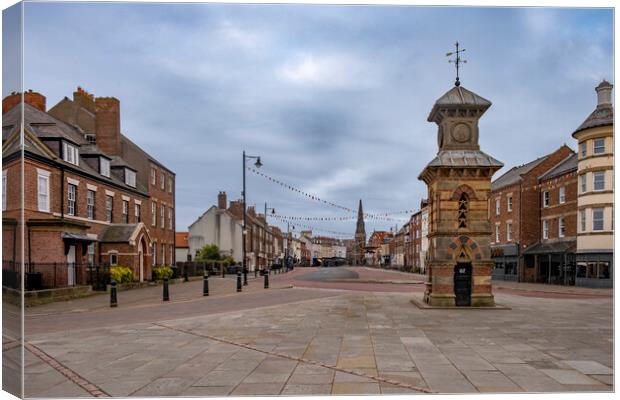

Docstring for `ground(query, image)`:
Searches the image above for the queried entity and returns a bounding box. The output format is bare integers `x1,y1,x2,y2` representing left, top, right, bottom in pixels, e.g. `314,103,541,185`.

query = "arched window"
458,193,468,229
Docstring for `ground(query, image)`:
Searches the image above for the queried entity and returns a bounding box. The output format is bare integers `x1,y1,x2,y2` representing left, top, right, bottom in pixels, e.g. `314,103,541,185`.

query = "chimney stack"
596,80,613,108
94,96,121,156
2,90,46,114
218,191,227,209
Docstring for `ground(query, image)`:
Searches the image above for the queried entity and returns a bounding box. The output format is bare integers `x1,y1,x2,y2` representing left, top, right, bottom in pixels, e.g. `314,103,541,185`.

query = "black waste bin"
26,272,43,291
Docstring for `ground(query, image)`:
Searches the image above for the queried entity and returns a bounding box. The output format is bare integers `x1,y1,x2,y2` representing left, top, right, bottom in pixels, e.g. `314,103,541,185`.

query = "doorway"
67,245,76,286
454,262,472,306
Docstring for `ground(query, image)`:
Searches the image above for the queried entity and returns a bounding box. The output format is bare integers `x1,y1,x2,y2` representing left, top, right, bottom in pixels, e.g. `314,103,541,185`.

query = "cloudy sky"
5,2,613,237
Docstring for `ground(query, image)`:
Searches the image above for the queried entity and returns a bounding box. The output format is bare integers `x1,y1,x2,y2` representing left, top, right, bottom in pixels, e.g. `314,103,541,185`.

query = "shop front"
522,240,576,285
491,243,519,282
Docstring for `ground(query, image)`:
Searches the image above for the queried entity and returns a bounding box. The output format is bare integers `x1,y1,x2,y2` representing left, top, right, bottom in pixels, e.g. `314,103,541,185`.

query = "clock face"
451,123,471,143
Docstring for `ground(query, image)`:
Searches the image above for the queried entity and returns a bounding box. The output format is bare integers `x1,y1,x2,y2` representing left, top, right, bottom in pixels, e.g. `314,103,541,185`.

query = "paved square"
13,267,614,396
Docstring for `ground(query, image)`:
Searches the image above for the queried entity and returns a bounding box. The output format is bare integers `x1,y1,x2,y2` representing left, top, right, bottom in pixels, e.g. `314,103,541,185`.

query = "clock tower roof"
428,85,491,123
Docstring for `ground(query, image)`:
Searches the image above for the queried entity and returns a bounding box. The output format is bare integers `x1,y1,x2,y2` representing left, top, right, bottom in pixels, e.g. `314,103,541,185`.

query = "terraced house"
2,88,176,289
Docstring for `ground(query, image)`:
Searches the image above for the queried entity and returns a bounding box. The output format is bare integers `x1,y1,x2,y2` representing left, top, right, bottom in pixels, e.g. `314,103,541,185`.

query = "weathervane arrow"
446,41,467,87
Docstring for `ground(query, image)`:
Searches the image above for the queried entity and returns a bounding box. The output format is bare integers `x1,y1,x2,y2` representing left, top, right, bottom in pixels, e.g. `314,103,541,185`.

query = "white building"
187,192,243,262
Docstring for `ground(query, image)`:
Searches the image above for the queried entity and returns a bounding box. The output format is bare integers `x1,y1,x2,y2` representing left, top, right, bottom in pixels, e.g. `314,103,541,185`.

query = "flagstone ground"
4,266,613,396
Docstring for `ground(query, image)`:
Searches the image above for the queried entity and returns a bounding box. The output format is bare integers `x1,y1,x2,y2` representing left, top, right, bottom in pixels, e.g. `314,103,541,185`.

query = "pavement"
3,266,614,397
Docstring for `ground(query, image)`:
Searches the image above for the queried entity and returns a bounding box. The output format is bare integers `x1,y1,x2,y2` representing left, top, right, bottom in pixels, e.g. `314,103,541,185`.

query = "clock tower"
418,84,503,307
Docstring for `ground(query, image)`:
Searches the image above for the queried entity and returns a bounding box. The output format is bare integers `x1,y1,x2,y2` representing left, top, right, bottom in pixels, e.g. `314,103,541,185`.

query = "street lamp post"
243,151,262,286
264,203,276,272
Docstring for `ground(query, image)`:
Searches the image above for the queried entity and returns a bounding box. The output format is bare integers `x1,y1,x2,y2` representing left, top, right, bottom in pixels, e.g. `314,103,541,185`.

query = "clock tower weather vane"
446,41,467,87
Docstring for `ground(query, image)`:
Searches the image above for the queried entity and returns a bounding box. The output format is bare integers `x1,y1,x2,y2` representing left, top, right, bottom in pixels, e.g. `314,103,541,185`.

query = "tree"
196,244,221,262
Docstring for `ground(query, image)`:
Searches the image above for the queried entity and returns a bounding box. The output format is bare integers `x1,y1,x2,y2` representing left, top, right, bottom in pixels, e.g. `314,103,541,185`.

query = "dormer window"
125,169,136,187
100,157,110,178
62,142,79,166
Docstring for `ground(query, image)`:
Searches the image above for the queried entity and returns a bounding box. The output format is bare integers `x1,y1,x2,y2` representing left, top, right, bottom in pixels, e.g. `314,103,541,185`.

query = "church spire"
356,199,365,236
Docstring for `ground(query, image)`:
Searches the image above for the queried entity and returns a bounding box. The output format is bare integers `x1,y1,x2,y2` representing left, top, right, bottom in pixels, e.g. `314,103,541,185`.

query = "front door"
67,245,76,286
454,263,472,306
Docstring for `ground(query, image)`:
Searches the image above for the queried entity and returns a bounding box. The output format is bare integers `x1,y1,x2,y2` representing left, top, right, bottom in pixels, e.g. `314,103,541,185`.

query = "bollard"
236,271,242,292
203,272,209,296
264,271,269,289
163,277,170,301
110,280,118,307
243,268,248,286
184,269,189,282
222,265,226,278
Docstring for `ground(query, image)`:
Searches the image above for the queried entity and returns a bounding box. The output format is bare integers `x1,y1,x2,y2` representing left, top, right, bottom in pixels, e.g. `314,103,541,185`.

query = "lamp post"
243,151,262,286
264,203,276,271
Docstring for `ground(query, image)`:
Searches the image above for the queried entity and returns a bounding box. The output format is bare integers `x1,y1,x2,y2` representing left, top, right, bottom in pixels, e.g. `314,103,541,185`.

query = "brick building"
409,210,422,272
489,145,574,283
2,88,176,288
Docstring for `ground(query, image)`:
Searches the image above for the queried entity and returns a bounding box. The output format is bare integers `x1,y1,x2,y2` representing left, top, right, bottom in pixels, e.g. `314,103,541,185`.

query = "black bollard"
163,277,170,301
243,268,248,286
222,265,226,278
236,271,242,292
184,269,189,282
203,272,209,296
264,271,269,289
110,280,118,307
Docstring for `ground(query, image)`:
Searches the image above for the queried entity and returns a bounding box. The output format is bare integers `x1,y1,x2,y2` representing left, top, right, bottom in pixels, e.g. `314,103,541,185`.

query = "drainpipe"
60,166,65,219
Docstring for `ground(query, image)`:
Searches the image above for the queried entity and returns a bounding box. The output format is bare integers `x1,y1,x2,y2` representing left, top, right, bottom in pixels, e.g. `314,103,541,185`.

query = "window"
495,224,500,242
2,170,7,211
543,220,549,239
87,243,95,266
110,253,118,266
580,175,587,193
160,173,165,189
152,243,157,266
67,184,77,216
507,196,513,212
122,200,129,223
558,217,565,238
593,171,605,191
593,208,604,231
506,222,513,241
580,142,587,157
543,191,549,207
168,208,173,230
598,262,610,279
37,170,50,212
495,199,500,215
457,194,468,228
62,142,79,166
151,201,157,226
161,245,165,266
168,176,173,193
559,186,566,204
135,204,141,222
580,209,586,232
151,168,156,185
169,245,173,264
593,138,605,154
106,196,113,223
161,205,165,227
85,134,96,144
125,169,136,188
100,157,110,178
87,190,95,220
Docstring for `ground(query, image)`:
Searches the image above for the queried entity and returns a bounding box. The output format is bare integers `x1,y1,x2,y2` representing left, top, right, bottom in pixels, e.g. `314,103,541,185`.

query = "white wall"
188,206,243,262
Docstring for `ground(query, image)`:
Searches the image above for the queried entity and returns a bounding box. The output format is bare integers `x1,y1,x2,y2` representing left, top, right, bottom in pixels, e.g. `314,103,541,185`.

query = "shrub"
153,265,174,280
110,265,134,284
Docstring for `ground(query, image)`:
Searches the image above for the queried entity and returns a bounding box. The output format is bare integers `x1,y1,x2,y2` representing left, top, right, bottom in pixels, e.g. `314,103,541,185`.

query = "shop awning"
522,240,576,255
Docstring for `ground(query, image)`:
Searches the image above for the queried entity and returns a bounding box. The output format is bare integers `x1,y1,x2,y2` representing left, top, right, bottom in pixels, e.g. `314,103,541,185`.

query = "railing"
2,261,110,291
174,261,226,278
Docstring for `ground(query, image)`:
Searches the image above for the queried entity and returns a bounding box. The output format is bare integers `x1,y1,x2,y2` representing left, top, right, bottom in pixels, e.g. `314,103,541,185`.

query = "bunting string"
248,167,415,221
